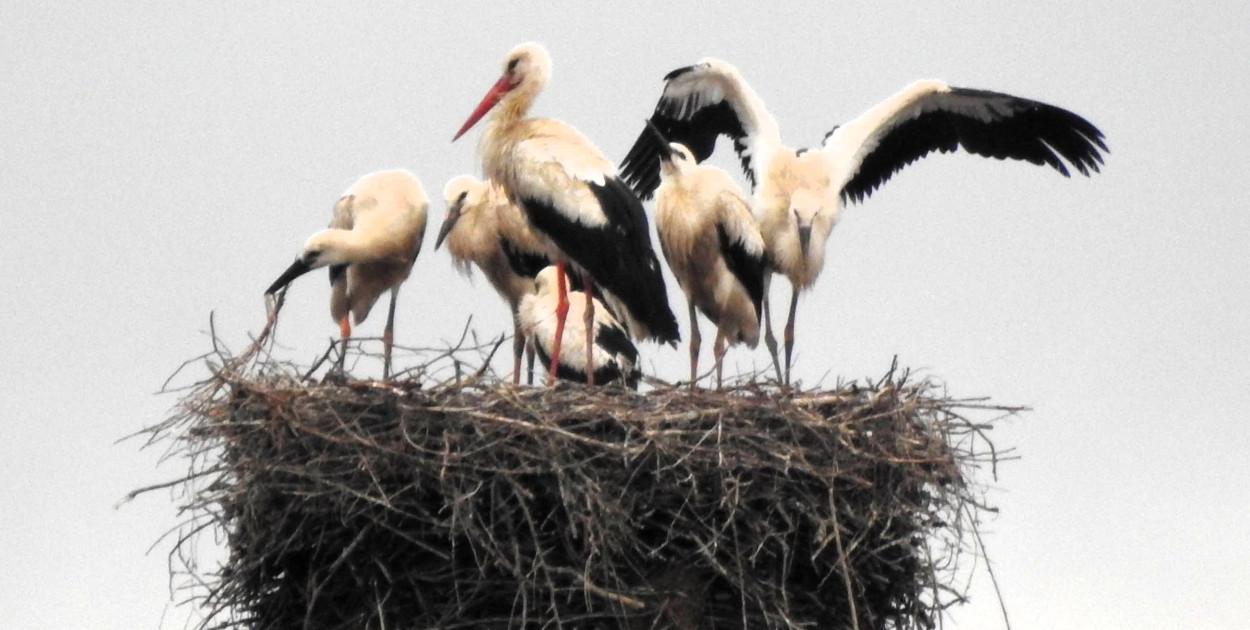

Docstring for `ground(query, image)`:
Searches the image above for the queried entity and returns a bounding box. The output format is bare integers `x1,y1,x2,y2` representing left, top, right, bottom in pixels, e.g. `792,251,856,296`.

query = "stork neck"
308,228,374,265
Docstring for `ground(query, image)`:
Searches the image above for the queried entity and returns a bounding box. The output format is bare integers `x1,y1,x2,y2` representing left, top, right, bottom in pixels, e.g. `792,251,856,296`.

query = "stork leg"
525,337,536,385
511,311,525,386
382,288,399,380
687,298,701,390
783,286,800,386
762,274,783,383
582,272,595,386
713,329,727,390
337,315,352,374
548,261,570,385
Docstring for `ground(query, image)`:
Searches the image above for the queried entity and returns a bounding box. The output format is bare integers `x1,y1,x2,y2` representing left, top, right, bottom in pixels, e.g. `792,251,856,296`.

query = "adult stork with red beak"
453,42,678,384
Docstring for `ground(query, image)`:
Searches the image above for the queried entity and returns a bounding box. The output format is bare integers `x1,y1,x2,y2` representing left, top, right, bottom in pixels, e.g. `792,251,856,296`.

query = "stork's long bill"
434,205,462,250
644,119,677,162
454,75,512,141
265,257,314,295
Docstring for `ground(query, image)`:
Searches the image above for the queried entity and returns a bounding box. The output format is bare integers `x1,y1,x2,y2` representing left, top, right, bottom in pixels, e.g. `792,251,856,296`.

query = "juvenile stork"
648,124,767,388
435,175,553,384
518,266,641,389
265,169,428,379
453,41,678,385
621,59,1108,384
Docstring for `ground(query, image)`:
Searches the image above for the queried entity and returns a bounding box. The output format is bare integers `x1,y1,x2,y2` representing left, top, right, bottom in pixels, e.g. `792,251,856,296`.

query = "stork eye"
506,58,520,73
457,191,468,203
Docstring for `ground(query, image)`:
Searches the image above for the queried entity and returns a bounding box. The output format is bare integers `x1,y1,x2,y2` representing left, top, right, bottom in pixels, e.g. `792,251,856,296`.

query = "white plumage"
650,134,767,388
623,60,1107,383
453,41,678,385
518,266,641,389
435,175,553,384
265,169,429,379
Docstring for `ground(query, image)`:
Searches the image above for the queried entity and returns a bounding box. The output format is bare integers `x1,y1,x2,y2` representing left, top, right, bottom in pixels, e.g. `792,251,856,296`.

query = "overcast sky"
3,2,1248,629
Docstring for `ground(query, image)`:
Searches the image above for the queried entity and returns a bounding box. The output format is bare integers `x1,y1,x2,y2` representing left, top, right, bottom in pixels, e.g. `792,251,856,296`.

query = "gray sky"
3,1,1248,628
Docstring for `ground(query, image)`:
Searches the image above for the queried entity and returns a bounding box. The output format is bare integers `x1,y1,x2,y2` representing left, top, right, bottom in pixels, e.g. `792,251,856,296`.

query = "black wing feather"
620,69,749,200
500,237,551,279
518,177,679,344
716,223,766,322
533,340,638,390
595,322,638,364
840,88,1107,204
594,322,641,389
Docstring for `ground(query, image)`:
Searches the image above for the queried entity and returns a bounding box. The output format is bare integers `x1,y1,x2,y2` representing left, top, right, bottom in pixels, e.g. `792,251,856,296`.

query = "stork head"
533,265,561,295
265,230,353,295
453,42,552,141
789,189,824,257
661,143,696,177
644,119,695,177
436,175,483,250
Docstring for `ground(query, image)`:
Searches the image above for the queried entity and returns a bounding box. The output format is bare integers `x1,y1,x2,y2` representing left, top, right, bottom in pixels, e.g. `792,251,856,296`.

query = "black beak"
644,119,677,162
265,257,314,295
434,205,462,250
794,210,812,256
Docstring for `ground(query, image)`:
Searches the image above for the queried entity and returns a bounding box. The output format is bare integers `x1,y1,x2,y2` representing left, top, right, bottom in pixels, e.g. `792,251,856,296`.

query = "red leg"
549,261,570,384
337,315,351,373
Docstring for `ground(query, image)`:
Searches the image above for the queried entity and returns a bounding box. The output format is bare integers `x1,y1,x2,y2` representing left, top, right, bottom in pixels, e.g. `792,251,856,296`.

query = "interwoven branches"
139,338,1015,630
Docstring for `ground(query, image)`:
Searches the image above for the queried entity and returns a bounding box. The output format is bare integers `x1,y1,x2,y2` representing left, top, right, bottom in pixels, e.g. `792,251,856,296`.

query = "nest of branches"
139,321,1016,630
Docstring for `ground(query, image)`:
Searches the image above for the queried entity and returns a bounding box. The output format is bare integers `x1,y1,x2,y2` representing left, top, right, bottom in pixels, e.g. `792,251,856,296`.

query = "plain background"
3,2,1247,628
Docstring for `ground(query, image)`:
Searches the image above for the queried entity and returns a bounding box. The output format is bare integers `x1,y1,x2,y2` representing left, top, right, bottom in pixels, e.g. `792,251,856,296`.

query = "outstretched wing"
823,80,1108,204
621,59,783,199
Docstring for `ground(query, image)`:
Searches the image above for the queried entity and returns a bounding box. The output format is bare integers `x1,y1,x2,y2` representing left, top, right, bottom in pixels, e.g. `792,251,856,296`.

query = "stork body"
519,266,641,389
266,169,428,379
650,137,767,388
436,175,553,384
454,42,678,385
622,61,1107,384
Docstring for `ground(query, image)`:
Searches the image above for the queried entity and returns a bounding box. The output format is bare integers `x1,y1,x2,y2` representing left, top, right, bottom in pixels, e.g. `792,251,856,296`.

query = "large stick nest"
139,325,1015,630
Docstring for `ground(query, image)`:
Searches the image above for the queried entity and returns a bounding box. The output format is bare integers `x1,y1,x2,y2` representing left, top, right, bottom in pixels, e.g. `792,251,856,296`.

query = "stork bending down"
265,169,428,379
453,42,678,385
622,59,1107,384
519,266,641,389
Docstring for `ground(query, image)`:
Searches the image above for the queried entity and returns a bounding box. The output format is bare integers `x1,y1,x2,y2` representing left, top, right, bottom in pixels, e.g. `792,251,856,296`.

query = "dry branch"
136,330,1019,630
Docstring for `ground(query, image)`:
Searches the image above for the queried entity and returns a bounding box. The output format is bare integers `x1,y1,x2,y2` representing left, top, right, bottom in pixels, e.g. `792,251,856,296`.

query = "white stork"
435,175,554,385
265,169,428,379
621,60,1108,384
647,124,768,389
452,41,678,386
519,266,641,389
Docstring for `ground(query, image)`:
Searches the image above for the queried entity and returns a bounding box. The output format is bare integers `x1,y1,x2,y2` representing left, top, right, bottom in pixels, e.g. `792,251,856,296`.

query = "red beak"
453,75,512,141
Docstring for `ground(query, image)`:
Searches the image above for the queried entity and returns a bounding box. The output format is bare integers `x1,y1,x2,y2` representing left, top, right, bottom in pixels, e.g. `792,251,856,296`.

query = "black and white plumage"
519,266,641,389
649,130,767,389
621,60,1108,383
264,169,429,379
453,41,678,385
